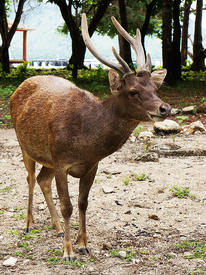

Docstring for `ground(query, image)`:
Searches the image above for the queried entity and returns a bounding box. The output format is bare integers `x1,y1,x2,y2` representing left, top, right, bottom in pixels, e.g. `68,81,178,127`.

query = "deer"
10,13,171,260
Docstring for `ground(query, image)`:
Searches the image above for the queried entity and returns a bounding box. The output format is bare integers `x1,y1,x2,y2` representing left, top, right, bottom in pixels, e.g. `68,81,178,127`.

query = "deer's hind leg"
77,163,98,254
37,166,64,235
22,152,36,232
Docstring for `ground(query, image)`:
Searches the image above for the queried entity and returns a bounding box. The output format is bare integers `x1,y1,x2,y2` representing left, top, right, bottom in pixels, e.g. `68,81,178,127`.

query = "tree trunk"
117,0,132,65
55,0,111,79
172,0,181,80
191,0,205,71
0,0,26,73
181,0,192,66
162,0,173,83
0,46,10,72
141,0,157,54
0,0,10,72
68,35,87,78
162,0,182,85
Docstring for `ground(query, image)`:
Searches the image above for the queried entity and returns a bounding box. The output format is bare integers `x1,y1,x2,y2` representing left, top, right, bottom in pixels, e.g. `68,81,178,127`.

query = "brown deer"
10,14,171,260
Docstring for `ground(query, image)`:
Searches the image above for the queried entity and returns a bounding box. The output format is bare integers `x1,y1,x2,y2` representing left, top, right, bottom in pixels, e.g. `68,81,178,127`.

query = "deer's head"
81,14,171,121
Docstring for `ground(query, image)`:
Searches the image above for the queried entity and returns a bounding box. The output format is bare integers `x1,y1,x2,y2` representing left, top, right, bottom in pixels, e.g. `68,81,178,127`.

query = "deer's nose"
159,103,171,117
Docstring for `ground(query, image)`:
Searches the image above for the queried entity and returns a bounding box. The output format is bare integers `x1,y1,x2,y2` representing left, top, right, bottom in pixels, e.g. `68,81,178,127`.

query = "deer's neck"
99,96,138,156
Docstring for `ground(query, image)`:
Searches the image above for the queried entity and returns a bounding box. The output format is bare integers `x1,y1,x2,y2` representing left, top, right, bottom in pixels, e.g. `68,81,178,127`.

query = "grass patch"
170,186,194,199
110,249,137,262
175,241,206,260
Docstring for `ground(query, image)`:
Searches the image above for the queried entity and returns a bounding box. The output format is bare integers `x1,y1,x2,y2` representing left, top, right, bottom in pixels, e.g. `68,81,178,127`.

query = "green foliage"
123,173,148,185
122,176,131,185
110,249,136,262
176,115,188,124
96,0,160,38
132,125,145,137
14,251,24,257
182,62,206,82
200,97,206,103
175,241,206,260
170,186,193,199
132,173,147,181
16,62,31,74
0,186,11,192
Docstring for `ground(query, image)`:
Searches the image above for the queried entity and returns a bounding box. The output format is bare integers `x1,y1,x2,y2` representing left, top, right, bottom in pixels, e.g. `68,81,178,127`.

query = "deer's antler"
81,13,132,75
111,16,152,72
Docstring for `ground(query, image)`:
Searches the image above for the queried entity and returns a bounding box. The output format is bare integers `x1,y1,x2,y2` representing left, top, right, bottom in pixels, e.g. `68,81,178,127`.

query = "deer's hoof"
63,255,76,262
57,232,64,237
24,228,33,233
79,247,90,255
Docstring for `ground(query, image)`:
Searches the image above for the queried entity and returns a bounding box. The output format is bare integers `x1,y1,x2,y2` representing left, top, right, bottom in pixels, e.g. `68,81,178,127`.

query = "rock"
151,143,181,152
38,204,46,210
148,214,160,220
154,119,180,134
130,136,136,142
102,243,113,250
118,251,127,258
102,186,114,194
3,257,17,266
171,108,180,115
138,131,154,139
131,258,140,264
197,101,206,113
23,259,30,265
181,120,206,135
182,106,196,114
138,152,159,162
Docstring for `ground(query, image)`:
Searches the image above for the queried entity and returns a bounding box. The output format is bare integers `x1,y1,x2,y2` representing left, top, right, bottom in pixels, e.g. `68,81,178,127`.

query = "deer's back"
10,75,102,169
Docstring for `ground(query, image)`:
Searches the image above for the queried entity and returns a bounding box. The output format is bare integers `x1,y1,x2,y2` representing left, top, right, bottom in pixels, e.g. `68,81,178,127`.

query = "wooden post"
23,30,27,62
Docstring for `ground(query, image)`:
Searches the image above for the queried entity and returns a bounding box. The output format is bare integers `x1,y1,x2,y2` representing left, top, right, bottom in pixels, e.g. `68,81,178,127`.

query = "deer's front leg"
77,163,98,254
55,167,74,260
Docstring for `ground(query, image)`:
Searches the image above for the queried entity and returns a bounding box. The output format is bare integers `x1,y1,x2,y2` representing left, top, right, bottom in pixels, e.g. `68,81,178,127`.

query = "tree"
0,0,27,73
117,0,132,65
96,0,161,54
191,0,205,71
48,0,112,78
162,0,182,84
181,0,192,66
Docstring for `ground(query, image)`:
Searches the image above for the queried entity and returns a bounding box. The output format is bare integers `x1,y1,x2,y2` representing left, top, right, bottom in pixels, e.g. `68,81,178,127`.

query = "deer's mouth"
147,112,165,122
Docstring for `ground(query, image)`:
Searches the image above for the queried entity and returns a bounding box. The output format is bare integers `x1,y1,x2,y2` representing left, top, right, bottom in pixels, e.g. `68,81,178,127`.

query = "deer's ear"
108,70,121,95
151,69,167,89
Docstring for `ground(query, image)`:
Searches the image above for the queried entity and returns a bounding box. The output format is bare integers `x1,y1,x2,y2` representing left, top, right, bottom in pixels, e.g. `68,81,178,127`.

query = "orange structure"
8,22,34,63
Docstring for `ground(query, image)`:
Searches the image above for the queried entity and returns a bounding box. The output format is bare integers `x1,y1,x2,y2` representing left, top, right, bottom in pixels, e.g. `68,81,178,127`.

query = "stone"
137,152,159,162
102,243,113,250
182,106,196,114
181,120,206,135
138,131,154,139
118,250,127,258
130,136,136,142
197,101,206,113
154,119,180,134
171,108,180,115
148,214,160,220
3,257,17,266
102,186,114,194
38,204,46,210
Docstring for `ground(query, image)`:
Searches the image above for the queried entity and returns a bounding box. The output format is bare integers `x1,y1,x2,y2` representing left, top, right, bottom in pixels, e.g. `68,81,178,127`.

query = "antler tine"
81,13,131,75
111,16,150,72
145,53,152,72
112,47,131,74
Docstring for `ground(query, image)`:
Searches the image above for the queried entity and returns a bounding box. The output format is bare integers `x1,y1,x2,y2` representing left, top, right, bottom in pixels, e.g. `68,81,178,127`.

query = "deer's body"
11,75,137,177
10,14,171,260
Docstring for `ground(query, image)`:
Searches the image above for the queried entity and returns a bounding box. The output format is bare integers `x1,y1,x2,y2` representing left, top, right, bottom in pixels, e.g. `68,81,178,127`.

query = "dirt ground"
0,124,206,275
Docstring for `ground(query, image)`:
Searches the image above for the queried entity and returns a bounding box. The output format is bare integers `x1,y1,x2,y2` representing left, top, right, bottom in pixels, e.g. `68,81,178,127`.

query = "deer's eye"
129,91,137,97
